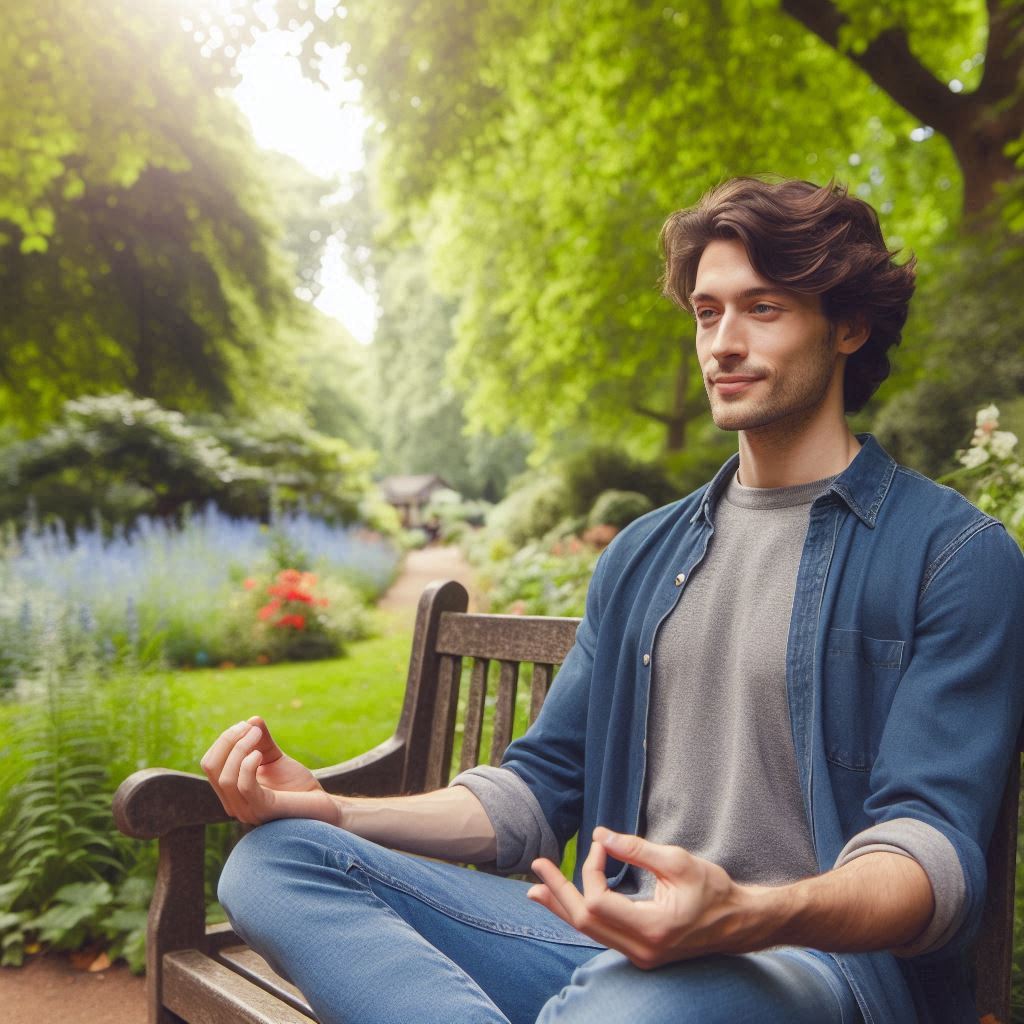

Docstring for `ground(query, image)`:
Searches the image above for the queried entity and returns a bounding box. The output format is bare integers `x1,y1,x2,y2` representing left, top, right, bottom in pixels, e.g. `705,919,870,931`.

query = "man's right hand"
200,716,339,827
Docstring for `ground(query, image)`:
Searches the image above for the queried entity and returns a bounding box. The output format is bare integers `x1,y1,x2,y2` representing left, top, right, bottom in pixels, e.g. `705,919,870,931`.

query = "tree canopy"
0,1,302,427
216,0,1020,457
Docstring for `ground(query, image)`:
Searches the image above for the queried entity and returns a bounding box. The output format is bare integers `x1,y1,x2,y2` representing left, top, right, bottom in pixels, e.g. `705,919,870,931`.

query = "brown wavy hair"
659,177,917,412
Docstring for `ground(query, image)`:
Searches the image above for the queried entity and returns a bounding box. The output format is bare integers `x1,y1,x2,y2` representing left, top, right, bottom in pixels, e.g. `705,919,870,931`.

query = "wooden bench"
113,579,1022,1024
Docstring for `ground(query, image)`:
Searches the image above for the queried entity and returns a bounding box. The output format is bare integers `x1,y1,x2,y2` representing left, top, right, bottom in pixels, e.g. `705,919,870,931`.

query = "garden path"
0,544,477,1024
377,542,479,615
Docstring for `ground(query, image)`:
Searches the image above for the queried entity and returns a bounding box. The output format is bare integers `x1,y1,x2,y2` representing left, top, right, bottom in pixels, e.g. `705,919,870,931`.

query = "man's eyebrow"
688,286,786,306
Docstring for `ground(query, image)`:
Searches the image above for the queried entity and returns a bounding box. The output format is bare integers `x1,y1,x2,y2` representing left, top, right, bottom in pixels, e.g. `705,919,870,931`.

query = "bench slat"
217,946,315,1020
460,658,489,772
164,949,317,1024
530,663,553,725
490,661,520,765
425,654,463,789
436,613,579,663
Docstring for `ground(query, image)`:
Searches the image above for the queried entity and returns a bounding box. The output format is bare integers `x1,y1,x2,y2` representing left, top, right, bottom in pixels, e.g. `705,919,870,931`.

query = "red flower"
243,578,258,590
258,599,281,621
274,613,307,631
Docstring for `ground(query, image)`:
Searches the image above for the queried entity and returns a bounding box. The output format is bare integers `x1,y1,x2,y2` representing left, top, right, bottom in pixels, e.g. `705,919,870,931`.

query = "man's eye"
695,308,717,320
752,303,777,314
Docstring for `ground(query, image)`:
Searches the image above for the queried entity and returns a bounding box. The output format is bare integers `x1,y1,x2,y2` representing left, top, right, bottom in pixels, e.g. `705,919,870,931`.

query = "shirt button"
642,653,651,666
674,573,685,586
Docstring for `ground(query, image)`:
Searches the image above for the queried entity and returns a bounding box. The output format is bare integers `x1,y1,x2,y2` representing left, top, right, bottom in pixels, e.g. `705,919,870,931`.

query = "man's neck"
735,411,861,489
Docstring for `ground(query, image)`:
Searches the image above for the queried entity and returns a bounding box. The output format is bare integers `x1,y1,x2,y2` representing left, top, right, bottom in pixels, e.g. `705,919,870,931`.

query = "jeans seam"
827,954,870,1024
334,850,602,948
796,951,856,1022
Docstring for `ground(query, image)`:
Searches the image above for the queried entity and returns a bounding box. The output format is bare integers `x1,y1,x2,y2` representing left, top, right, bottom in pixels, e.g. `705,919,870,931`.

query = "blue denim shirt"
498,435,1024,1024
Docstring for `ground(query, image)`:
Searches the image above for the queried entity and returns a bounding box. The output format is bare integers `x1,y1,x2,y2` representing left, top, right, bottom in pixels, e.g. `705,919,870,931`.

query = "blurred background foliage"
3,0,1023,502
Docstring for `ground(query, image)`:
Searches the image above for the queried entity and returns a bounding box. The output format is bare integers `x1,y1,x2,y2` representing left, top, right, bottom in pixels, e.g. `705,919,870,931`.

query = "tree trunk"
780,0,1024,221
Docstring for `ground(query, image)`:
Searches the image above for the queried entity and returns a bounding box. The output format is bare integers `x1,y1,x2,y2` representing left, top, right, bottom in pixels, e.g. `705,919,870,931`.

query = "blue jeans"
218,819,863,1024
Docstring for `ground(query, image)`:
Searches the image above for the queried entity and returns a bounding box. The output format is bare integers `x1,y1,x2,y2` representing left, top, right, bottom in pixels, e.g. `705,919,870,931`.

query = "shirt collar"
690,434,897,530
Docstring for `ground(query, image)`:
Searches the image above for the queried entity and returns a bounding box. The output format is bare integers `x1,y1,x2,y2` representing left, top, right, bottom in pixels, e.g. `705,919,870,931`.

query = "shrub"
559,447,678,519
587,490,653,530
939,404,1023,546
241,569,368,663
474,538,599,618
422,489,491,542
483,447,679,551
484,474,570,548
0,394,394,534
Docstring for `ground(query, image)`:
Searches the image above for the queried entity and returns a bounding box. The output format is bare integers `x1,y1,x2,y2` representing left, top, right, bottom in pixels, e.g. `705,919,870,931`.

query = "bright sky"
228,6,378,343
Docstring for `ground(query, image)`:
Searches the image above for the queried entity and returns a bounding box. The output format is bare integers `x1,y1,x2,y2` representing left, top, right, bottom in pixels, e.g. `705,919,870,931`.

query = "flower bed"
0,506,400,685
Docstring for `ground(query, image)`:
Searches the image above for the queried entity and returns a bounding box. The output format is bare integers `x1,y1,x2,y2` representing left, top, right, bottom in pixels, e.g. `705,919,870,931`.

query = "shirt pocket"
823,627,905,772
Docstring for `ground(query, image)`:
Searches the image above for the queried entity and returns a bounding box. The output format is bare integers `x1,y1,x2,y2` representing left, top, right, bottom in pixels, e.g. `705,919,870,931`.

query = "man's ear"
836,316,869,355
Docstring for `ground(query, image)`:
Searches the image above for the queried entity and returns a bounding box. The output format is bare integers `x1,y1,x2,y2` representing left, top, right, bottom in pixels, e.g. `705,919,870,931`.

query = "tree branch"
779,0,965,138
631,402,706,426
977,0,1024,103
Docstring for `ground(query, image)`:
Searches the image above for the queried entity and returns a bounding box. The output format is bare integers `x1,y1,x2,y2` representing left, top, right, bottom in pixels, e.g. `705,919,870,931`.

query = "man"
205,177,1024,1024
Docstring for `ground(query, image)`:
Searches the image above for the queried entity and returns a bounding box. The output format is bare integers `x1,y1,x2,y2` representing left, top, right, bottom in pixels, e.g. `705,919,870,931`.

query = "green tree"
0,0,301,427
372,245,529,499
210,1,1022,458
281,0,994,453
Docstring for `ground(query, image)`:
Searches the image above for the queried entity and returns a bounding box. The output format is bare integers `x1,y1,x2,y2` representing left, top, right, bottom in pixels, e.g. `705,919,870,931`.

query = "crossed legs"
218,819,861,1024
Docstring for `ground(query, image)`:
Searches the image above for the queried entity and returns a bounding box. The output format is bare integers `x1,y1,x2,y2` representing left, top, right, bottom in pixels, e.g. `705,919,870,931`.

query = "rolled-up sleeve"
451,765,560,873
833,817,966,956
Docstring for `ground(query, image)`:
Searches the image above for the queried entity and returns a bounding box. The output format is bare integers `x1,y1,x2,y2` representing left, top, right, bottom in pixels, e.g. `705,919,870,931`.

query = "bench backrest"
399,580,1020,1022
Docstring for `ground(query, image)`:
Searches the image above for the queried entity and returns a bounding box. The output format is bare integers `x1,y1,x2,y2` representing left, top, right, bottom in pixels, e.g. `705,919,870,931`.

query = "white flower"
959,446,990,469
990,430,1019,460
975,404,1000,432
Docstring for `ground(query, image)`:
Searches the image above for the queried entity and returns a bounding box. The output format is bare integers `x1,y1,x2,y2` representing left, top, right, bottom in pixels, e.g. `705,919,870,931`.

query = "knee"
536,950,641,1024
217,817,346,923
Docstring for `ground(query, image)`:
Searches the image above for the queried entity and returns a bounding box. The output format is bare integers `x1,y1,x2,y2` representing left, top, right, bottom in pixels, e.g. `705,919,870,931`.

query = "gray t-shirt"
623,470,826,894
454,470,966,955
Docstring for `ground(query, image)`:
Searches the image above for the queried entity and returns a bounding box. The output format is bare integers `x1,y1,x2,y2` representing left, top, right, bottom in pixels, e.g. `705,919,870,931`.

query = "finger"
200,721,253,815
246,716,284,762
594,828,691,880
200,720,253,781
581,836,610,903
236,749,268,823
530,858,591,924
527,870,644,955
215,725,264,818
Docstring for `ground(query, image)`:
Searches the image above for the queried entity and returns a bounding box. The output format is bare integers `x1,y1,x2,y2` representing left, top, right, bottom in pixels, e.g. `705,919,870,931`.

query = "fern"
0,610,230,971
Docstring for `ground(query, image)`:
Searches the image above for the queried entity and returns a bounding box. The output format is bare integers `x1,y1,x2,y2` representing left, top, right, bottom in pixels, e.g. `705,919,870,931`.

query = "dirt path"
0,952,147,1024
377,543,479,615
0,544,477,1024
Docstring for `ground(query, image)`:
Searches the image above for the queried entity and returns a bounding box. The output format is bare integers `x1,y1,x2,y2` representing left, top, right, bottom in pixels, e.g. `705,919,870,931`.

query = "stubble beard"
705,326,839,436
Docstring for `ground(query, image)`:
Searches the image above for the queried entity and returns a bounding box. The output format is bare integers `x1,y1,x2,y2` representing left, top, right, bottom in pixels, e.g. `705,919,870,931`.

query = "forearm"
741,850,934,955
331,785,497,864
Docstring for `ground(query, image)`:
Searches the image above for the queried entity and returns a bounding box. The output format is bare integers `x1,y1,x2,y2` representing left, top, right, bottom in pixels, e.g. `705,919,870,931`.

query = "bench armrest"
113,768,229,839
113,735,409,840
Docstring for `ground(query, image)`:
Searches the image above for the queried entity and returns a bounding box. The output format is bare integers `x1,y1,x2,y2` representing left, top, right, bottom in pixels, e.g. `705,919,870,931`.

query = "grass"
167,615,414,771
0,611,415,795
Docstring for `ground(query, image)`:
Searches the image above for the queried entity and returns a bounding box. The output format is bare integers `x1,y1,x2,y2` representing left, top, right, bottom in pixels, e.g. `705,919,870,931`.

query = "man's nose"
709,309,748,362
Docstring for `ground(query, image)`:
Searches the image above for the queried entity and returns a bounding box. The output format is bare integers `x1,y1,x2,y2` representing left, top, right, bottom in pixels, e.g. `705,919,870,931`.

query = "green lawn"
167,613,415,771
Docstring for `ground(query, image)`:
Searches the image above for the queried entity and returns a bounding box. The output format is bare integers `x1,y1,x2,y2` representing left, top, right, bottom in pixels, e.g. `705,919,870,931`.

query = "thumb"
247,716,284,761
593,828,691,880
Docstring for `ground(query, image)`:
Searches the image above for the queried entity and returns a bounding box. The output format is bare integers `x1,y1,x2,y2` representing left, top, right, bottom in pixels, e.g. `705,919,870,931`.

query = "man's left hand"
528,828,761,969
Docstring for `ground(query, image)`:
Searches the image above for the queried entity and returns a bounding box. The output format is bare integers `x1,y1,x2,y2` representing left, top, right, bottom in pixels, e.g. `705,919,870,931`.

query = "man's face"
690,238,842,434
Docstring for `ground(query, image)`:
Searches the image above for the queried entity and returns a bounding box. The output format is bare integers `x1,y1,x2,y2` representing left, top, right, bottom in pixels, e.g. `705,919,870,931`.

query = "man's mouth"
712,375,762,395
